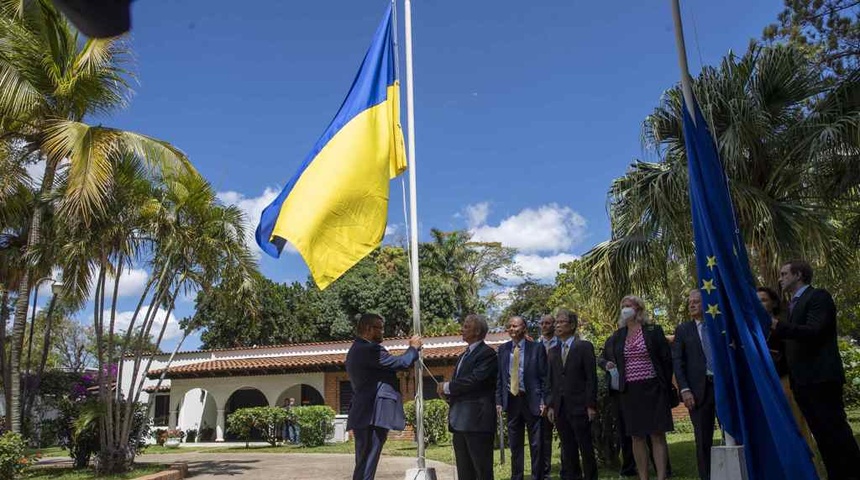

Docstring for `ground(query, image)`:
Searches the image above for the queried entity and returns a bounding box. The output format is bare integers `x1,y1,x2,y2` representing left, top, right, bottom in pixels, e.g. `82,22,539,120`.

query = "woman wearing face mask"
601,295,674,480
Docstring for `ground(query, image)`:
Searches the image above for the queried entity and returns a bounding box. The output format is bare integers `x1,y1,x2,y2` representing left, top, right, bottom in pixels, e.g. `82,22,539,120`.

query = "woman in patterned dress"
601,295,674,480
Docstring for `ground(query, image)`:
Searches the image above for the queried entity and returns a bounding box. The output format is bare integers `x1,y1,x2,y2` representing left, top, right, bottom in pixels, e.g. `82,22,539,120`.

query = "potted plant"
164,429,185,448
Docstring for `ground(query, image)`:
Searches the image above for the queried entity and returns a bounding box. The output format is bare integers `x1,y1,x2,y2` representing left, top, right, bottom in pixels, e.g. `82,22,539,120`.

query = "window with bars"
339,381,353,414
153,394,170,426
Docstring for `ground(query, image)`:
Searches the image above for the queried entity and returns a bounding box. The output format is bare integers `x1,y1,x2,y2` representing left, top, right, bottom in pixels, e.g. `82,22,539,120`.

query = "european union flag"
683,97,818,480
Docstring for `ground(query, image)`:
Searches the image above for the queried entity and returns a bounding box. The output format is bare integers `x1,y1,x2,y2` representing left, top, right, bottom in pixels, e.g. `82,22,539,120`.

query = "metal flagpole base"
404,467,438,480
710,445,748,480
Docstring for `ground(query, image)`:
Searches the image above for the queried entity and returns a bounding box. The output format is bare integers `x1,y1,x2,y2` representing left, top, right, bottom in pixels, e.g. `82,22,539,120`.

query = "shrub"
166,429,185,440
227,406,291,447
404,399,450,445
199,425,215,442
291,406,335,447
226,409,256,448
38,418,62,448
840,338,860,407
185,428,197,443
57,397,100,468
0,432,32,479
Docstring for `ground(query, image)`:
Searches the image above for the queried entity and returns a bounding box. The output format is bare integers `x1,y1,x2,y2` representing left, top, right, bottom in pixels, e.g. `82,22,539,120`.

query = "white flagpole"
403,0,426,470
670,0,697,124
669,0,739,452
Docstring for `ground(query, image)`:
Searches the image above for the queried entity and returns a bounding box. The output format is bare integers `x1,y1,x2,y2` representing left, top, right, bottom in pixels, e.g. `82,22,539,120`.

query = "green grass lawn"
26,408,860,479
25,464,165,480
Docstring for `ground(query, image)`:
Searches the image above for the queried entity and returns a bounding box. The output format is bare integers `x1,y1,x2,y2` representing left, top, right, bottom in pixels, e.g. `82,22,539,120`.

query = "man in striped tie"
496,316,548,480
546,309,598,480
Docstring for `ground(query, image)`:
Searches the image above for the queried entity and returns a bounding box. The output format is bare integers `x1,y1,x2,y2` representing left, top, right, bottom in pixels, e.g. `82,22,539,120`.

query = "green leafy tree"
0,0,194,434
421,229,519,319
763,0,860,75
580,45,860,319
499,281,554,324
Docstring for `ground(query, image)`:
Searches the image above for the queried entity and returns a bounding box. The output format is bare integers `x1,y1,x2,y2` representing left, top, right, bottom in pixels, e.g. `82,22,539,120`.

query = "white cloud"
87,268,150,300
464,202,490,229
468,203,587,254
217,188,297,257
461,203,586,283
512,253,580,282
25,160,45,186
385,224,398,237
104,306,183,342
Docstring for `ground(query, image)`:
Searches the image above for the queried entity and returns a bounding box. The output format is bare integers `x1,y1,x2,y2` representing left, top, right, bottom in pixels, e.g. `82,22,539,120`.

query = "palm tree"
0,1,194,432
581,45,860,315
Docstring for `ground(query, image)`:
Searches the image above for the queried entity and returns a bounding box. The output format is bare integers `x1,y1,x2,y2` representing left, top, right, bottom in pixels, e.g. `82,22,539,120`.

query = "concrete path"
136,452,455,479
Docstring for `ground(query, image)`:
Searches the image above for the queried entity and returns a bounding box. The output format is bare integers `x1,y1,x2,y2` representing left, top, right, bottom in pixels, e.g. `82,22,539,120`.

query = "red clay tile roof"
146,344,500,380
143,384,171,393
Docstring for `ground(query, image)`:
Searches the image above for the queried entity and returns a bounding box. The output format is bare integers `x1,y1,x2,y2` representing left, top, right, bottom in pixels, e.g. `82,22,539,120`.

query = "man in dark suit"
439,314,499,480
672,289,715,480
496,316,548,480
546,309,597,480
773,260,860,480
537,314,564,480
346,313,422,480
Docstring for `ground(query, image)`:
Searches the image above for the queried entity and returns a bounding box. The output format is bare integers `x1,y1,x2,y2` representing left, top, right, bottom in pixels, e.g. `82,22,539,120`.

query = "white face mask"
620,307,636,323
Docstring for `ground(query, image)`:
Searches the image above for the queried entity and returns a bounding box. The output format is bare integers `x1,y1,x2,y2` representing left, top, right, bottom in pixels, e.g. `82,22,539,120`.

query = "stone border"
134,462,188,480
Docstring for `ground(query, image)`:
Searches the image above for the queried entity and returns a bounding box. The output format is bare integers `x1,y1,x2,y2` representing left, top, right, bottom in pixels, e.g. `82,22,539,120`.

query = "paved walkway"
136,452,455,479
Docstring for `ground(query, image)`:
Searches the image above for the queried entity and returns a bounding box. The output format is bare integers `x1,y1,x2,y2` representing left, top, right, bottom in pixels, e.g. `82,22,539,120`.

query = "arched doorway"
277,384,324,407
177,388,217,442
225,387,268,441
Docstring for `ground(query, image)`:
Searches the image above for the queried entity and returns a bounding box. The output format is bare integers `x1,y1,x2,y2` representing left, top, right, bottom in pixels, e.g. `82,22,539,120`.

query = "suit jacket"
774,286,845,387
345,337,418,431
672,320,709,403
601,324,673,393
447,341,498,434
495,339,547,416
546,338,597,415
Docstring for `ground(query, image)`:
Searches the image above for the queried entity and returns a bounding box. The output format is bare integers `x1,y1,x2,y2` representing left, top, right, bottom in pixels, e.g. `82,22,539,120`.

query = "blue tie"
700,322,714,374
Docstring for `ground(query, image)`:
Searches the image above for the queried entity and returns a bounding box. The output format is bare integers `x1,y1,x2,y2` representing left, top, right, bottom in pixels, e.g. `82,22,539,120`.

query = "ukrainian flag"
256,5,407,289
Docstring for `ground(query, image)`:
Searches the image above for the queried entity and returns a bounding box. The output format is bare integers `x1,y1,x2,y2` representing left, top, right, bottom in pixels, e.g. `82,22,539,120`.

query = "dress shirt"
444,341,484,395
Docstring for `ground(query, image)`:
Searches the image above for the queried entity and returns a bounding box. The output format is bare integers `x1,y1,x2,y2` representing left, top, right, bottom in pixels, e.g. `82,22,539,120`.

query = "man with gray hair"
439,314,498,480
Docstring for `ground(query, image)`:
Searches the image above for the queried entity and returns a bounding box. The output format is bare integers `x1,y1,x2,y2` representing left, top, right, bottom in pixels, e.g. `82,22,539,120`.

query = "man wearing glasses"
346,313,422,480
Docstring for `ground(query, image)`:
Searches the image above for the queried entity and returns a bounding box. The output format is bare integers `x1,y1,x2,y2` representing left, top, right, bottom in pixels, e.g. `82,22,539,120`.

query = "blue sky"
49,0,782,351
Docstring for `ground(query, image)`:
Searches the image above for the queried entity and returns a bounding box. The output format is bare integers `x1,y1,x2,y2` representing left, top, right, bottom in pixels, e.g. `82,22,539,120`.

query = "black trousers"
453,431,495,480
556,402,597,480
794,381,860,480
541,415,568,479
689,379,716,480
353,426,389,480
507,394,544,480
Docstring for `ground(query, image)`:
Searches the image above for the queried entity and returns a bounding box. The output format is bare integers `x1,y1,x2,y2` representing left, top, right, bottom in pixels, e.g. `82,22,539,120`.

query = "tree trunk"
23,293,58,422
9,159,56,433
0,288,9,430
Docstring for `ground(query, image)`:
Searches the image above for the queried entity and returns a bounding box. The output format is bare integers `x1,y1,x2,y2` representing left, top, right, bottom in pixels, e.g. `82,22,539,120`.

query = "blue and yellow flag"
256,5,406,289
684,97,818,480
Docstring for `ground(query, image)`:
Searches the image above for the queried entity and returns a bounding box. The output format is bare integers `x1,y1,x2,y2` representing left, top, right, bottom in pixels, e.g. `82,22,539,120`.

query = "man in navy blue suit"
497,316,548,480
346,313,423,480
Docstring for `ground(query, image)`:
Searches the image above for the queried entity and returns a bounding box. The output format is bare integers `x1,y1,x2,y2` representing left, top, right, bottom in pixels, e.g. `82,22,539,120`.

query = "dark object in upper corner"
52,0,132,38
